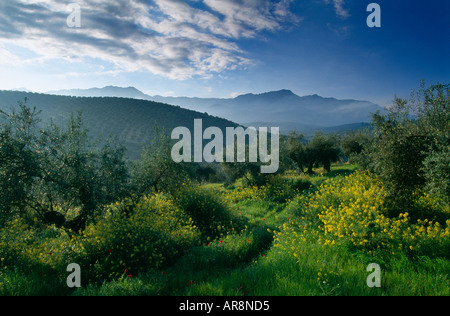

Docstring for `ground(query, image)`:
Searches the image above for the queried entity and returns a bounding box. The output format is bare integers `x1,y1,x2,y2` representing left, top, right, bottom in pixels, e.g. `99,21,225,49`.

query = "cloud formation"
326,0,350,18
0,0,298,79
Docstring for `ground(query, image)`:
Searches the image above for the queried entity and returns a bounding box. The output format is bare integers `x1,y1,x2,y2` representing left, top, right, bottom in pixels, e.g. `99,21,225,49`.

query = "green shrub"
0,218,39,271
260,175,299,203
80,194,200,281
174,183,244,241
0,217,84,289
285,177,313,192
422,146,450,203
223,175,301,205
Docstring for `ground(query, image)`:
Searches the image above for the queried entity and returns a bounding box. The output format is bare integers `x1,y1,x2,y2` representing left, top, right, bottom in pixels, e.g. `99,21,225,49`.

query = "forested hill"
0,90,241,160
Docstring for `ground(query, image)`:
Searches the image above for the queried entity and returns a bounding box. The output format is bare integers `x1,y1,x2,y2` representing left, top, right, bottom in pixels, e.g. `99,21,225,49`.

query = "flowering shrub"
409,189,450,224
260,176,301,203
0,218,38,270
80,194,200,281
277,171,450,261
0,194,201,283
174,183,245,241
224,175,301,204
0,217,83,278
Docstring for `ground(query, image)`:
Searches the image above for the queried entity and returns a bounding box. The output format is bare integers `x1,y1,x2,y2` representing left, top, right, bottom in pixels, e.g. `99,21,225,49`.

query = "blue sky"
0,0,448,106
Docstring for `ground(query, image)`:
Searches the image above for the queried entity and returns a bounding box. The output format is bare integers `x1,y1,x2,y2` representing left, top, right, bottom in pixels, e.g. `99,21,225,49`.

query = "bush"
79,194,200,281
174,183,244,241
422,145,450,202
224,175,301,205
259,175,300,203
0,218,39,271
281,172,450,262
0,217,84,286
285,177,313,192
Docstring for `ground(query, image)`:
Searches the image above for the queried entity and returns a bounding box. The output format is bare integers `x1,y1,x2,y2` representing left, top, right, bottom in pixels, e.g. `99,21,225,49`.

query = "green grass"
2,163,449,296
72,232,450,296
71,229,450,296
0,268,72,296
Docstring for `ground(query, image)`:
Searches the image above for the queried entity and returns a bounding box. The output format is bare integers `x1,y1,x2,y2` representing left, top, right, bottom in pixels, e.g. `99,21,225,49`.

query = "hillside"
0,90,241,160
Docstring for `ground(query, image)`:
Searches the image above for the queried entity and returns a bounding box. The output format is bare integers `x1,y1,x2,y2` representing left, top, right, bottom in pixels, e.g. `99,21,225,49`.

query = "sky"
0,0,448,106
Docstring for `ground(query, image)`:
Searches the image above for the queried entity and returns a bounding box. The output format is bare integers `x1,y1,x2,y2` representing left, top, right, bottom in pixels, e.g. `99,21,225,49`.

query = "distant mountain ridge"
47,86,149,99
48,86,383,133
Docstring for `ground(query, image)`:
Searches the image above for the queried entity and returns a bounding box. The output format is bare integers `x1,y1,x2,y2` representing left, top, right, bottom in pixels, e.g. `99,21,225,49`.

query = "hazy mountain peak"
101,86,141,92
264,89,296,96
47,86,149,99
234,89,297,100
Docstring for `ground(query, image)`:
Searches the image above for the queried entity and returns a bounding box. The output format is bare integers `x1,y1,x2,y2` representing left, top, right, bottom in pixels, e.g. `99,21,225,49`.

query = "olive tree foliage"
416,84,450,201
0,100,129,229
422,145,450,200
130,125,198,196
284,130,308,173
341,129,373,164
278,130,341,174
364,82,449,215
219,140,270,187
0,101,41,224
305,132,341,173
220,131,295,187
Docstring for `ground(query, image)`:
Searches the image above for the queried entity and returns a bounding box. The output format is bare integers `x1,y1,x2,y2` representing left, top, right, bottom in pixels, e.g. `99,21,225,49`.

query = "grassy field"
1,163,449,296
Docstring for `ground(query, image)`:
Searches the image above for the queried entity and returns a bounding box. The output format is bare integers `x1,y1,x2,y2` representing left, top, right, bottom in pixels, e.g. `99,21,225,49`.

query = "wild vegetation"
0,83,448,296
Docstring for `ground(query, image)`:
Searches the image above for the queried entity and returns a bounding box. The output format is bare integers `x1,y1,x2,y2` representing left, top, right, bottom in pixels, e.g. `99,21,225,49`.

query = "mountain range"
47,86,383,134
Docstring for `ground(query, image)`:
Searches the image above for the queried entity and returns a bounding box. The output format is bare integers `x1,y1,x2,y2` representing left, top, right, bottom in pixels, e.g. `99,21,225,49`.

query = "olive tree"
0,100,129,230
366,82,449,217
306,132,341,173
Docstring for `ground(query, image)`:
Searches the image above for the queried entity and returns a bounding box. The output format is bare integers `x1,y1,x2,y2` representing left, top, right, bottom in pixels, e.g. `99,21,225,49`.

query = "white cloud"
0,45,21,65
203,0,299,38
326,0,350,18
0,0,298,80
